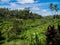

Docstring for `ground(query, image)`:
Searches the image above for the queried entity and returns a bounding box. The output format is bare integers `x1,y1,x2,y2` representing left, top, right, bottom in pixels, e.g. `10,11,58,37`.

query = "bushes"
0,15,60,45
46,25,57,45
0,8,42,19
58,24,60,33
46,24,60,45
55,24,60,45
27,33,42,45
0,30,5,44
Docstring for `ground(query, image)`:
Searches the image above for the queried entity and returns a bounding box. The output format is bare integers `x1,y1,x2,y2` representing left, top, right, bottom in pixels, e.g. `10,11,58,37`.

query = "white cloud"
32,7,40,10
9,3,24,10
1,0,10,3
0,3,24,10
17,0,34,4
42,9,47,13
10,3,17,7
41,9,52,16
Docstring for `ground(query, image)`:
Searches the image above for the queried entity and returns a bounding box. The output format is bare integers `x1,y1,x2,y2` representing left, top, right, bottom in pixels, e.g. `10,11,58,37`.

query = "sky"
0,0,60,16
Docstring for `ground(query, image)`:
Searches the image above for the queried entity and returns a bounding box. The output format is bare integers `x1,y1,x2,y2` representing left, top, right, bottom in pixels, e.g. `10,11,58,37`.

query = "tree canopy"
0,8,42,19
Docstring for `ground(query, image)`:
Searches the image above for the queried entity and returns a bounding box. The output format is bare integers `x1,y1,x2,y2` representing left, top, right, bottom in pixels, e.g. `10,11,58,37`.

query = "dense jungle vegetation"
0,3,60,45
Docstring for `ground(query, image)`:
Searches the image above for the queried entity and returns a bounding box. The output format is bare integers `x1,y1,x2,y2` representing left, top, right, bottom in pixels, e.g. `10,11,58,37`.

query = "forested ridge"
0,8,42,19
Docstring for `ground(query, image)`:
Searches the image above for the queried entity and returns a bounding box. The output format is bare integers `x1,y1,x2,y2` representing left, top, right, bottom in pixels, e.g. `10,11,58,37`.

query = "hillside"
0,8,60,45
0,16,60,45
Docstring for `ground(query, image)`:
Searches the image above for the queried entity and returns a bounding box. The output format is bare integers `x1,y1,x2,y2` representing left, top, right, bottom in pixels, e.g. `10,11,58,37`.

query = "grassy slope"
1,18,60,45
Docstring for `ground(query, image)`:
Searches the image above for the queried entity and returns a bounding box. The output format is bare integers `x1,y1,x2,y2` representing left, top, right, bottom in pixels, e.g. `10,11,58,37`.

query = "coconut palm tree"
50,3,54,15
54,4,59,18
50,3,59,20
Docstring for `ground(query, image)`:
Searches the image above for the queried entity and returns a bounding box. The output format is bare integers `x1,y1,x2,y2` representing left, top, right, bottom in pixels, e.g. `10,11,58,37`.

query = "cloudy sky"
0,0,60,16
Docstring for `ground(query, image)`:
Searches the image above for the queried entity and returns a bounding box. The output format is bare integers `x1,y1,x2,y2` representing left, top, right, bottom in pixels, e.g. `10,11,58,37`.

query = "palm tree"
54,4,59,15
49,3,59,20
49,3,54,22
50,3,54,15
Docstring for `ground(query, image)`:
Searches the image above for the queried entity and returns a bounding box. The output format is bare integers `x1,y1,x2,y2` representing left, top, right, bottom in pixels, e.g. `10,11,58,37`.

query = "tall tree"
50,3,54,15
24,7,30,19
50,3,59,19
54,4,59,15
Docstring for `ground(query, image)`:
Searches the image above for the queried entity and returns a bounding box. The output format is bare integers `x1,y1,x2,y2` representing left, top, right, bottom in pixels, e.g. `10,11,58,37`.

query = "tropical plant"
54,4,59,18
50,3,54,15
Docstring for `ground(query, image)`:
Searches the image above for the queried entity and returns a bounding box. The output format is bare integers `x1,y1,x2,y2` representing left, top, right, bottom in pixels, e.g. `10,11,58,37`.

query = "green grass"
0,18,60,45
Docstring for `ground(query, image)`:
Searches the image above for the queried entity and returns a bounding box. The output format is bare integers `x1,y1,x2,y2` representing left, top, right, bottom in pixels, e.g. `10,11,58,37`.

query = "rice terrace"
0,0,60,45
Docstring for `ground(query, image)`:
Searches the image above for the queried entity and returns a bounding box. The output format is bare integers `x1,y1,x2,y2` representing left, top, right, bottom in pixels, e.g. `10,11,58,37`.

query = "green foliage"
49,3,59,19
50,3,54,11
0,8,42,19
0,8,60,45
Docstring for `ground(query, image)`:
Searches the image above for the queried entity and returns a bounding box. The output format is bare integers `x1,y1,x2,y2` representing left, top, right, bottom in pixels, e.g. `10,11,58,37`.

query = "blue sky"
0,0,60,16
